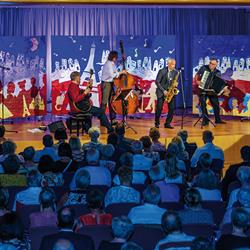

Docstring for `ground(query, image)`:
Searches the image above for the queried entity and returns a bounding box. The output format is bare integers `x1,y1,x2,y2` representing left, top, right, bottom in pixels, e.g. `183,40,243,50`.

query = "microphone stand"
0,65,18,133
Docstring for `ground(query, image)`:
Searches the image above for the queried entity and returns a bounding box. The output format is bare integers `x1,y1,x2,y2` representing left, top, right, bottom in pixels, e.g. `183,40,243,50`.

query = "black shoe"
215,120,226,124
202,120,209,126
111,119,118,126
155,124,160,128
107,127,114,134
164,124,174,129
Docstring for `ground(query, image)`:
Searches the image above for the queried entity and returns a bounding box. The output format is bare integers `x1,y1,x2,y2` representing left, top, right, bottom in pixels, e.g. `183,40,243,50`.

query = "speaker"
47,120,66,133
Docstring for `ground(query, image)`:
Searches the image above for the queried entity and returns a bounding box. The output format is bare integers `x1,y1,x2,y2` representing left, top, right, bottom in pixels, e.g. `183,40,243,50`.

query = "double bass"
111,41,139,115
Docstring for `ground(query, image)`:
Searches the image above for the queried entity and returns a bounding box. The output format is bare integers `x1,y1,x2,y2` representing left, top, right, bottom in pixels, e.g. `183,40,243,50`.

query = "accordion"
199,70,226,96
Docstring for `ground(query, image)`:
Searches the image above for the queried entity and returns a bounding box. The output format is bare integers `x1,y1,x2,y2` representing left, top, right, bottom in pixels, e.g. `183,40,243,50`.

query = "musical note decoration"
154,46,162,53
134,48,138,58
69,36,76,43
144,39,148,48
53,52,58,57
101,36,105,43
130,36,134,40
169,48,175,54
79,45,82,51
232,49,236,55
207,48,215,54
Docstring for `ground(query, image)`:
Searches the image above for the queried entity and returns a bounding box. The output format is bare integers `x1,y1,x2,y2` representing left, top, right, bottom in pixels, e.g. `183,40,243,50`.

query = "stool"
68,112,92,137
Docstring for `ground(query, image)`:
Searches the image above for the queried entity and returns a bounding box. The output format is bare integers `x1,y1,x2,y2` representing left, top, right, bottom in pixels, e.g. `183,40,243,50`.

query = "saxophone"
165,70,180,103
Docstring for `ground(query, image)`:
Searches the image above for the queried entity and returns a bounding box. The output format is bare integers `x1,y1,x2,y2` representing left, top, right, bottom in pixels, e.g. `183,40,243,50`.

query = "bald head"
53,239,74,250
167,58,176,71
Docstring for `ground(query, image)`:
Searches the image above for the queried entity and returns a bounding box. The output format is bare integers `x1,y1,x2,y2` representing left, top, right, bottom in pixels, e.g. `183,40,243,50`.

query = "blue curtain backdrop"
0,6,249,108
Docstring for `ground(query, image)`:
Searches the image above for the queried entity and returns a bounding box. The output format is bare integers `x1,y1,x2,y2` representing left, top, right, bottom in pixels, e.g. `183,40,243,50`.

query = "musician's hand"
223,86,230,97
164,90,168,96
89,79,93,85
119,70,127,76
84,88,91,95
196,80,201,86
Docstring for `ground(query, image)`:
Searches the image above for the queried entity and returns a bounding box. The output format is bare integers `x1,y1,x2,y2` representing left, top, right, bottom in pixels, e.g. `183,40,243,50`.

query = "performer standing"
67,71,113,133
195,58,226,126
155,58,178,129
101,51,126,126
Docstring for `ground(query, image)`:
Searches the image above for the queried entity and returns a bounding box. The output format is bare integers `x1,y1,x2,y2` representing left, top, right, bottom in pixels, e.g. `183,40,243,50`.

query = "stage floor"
3,115,250,173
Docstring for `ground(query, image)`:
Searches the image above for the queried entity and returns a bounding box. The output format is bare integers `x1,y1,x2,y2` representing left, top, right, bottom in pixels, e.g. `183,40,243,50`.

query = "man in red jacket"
67,71,113,133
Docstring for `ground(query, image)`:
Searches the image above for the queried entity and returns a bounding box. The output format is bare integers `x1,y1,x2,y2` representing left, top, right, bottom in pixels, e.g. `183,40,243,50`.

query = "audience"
104,166,140,207
100,144,116,173
0,125,6,155
69,136,84,163
171,136,189,161
190,237,214,250
0,188,10,217
107,132,124,162
128,184,166,224
140,136,160,164
18,146,37,174
115,123,134,153
53,128,68,150
121,242,143,250
53,239,75,250
98,216,134,250
149,127,166,153
191,130,224,168
39,206,94,250
82,127,103,152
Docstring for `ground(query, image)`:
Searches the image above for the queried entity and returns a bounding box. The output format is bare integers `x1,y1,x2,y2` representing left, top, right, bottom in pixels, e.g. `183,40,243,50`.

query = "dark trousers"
155,96,175,125
101,81,116,121
89,106,112,130
199,93,221,122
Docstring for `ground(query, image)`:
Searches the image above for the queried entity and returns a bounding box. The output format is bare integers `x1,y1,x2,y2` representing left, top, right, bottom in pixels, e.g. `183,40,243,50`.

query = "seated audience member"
227,166,250,208
98,216,134,250
191,130,224,168
222,186,250,225
128,184,166,224
30,188,57,228
70,148,111,189
178,188,214,225
171,136,189,161
192,153,221,201
104,166,140,207
131,140,153,171
34,134,58,162
0,187,10,217
0,243,16,249
13,170,42,210
69,136,84,163
53,239,74,250
115,123,134,153
149,127,166,153
222,146,250,201
0,212,30,250
140,136,160,164
150,164,180,202
190,237,214,250
39,206,94,250
216,208,250,250
60,169,90,207
79,189,112,226
107,132,124,162
54,143,79,173
154,211,194,250
82,127,103,152
0,155,27,187
18,146,37,174
100,144,116,173
0,125,6,155
53,128,68,150
38,155,64,187
121,242,143,250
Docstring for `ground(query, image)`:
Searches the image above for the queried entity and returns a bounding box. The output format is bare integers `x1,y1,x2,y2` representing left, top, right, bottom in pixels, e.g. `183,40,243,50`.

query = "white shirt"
101,60,119,82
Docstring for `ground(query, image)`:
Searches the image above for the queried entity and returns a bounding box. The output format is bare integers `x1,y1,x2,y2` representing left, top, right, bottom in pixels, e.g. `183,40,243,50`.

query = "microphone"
178,67,184,71
0,65,11,70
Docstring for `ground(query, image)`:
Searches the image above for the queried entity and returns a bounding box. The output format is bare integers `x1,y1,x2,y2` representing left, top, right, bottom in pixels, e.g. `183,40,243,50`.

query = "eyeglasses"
209,62,217,66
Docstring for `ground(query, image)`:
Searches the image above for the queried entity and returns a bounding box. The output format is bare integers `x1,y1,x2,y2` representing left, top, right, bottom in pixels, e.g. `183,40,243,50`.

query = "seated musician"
195,58,226,126
67,71,113,133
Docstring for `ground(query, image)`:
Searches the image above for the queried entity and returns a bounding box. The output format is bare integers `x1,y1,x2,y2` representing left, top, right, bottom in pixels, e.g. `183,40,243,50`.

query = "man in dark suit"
155,58,179,129
40,207,94,250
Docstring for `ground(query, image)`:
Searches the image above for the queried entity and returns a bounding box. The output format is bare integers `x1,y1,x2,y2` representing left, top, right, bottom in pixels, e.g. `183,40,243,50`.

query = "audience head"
191,237,214,250
118,166,133,186
149,164,165,182
119,153,133,168
54,128,68,141
202,130,214,144
86,148,100,165
86,189,104,210
2,154,20,174
131,140,143,154
143,184,161,205
237,166,250,185
140,136,152,150
165,153,179,179
0,212,24,241
88,127,100,142
23,146,35,161
149,127,160,142
112,216,134,240
2,140,16,155
171,136,185,153
237,186,250,207
38,155,55,174
166,142,179,157
121,242,143,250
0,125,6,138
240,146,250,162
75,169,90,189
161,211,182,234
194,169,219,190
0,187,9,210
58,143,72,158
39,188,56,211
57,207,75,230
69,136,81,151
101,144,115,159
115,123,126,136
53,239,74,250
177,130,188,143
107,132,119,146
231,207,250,232
43,134,54,147
197,153,212,170
27,170,42,187
184,188,202,208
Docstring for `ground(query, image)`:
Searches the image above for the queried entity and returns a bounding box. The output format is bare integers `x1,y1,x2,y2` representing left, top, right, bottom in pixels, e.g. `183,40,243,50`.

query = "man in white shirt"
191,130,224,168
101,51,126,125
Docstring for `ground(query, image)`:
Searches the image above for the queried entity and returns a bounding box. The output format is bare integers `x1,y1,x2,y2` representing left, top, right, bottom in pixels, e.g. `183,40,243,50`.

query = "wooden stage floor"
3,115,250,172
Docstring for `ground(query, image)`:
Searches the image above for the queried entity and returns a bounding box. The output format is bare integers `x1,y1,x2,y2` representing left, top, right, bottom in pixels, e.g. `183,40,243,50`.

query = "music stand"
0,65,18,133
113,89,137,134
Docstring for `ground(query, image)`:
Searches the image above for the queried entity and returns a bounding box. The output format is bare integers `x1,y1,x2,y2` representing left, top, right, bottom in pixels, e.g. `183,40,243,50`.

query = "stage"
4,115,250,174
